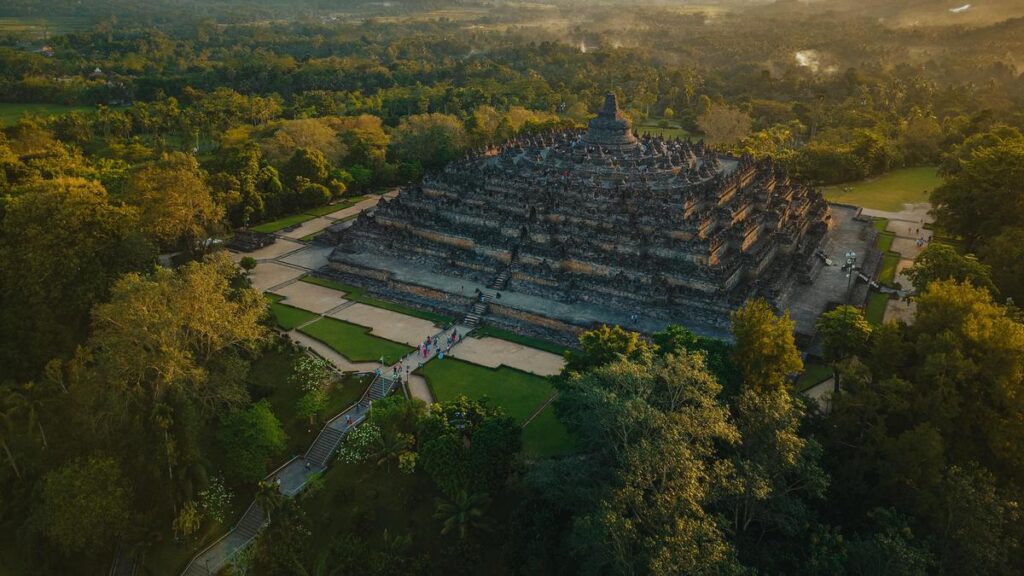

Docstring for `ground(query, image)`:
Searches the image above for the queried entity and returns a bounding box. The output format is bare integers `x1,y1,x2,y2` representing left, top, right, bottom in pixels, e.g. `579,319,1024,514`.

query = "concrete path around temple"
279,190,401,241
803,377,835,412
449,336,565,377
336,250,713,338
861,202,932,227
270,281,350,315
881,216,931,325
328,302,440,347
246,261,308,292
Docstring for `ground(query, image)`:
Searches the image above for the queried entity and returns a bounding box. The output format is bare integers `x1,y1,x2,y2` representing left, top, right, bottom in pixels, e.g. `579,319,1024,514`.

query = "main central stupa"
326,93,834,342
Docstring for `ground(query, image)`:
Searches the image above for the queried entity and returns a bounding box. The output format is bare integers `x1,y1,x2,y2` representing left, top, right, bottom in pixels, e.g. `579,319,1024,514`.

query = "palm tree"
370,430,410,472
434,490,492,540
255,479,284,523
17,381,53,449
0,397,21,479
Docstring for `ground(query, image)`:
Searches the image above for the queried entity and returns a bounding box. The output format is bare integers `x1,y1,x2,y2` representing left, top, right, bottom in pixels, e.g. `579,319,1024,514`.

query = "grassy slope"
822,167,943,212
417,358,573,456
299,317,412,364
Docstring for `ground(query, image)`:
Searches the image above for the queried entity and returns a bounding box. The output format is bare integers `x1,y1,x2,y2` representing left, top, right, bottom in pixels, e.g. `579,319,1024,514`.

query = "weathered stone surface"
329,93,836,338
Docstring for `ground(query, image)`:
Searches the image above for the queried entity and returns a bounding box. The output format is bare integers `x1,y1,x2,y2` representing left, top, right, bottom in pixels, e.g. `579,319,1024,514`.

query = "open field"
417,357,573,456
299,317,413,364
0,102,92,125
822,167,942,212
0,16,91,36
636,125,693,140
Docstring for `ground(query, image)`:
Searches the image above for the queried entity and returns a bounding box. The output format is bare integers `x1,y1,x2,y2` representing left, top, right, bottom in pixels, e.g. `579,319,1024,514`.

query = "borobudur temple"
325,93,870,344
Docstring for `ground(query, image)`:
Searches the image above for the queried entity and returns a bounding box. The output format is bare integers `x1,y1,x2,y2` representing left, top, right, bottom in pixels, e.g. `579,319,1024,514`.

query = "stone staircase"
360,375,397,408
232,504,268,544
489,266,512,290
303,426,346,469
463,293,493,328
181,503,265,576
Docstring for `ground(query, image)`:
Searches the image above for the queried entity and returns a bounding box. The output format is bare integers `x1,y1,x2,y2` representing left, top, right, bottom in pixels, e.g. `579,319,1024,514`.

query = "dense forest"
1,1,1023,575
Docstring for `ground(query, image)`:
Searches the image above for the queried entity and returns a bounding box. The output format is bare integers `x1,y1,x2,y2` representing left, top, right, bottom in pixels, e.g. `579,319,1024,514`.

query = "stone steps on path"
266,276,304,293
304,426,346,468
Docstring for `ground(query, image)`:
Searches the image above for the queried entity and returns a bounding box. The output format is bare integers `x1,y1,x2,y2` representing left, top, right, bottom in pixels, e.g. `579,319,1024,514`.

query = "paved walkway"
279,191,400,241
182,321,473,575
803,377,834,412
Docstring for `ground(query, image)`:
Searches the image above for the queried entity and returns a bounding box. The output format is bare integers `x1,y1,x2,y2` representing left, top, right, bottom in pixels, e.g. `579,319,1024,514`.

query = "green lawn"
302,276,454,325
299,317,412,364
0,16,91,35
879,252,901,286
249,196,370,233
865,292,891,326
822,167,943,212
417,358,572,457
250,212,318,234
417,358,554,423
0,102,92,125
474,325,571,356
636,125,692,140
875,228,895,253
266,294,319,330
521,404,575,458
796,362,833,393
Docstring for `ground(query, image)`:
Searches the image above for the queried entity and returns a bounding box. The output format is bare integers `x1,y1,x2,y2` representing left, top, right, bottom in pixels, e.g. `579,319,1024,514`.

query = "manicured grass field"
521,404,575,458
474,325,571,356
248,196,369,233
417,357,573,456
636,125,693,140
865,292,891,326
302,276,454,325
879,253,901,286
250,212,317,233
266,294,319,330
822,167,943,212
299,317,413,364
418,358,554,423
0,102,92,125
796,362,833,393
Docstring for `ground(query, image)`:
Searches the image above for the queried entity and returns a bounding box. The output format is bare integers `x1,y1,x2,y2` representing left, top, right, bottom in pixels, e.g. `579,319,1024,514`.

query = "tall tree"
730,299,803,391
37,456,132,555
815,305,873,393
0,177,153,379
124,152,224,256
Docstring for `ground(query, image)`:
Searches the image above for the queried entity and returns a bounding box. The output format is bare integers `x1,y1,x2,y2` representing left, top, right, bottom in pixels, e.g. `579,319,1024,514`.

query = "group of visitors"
418,330,462,363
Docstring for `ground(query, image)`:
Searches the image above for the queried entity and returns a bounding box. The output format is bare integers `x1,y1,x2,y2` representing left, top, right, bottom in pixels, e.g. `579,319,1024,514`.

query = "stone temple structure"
327,93,848,344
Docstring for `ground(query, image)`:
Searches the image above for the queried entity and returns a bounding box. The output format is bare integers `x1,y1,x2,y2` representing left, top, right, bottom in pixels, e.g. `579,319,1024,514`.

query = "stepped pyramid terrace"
326,93,876,344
